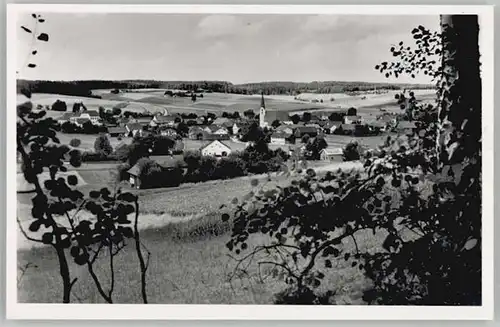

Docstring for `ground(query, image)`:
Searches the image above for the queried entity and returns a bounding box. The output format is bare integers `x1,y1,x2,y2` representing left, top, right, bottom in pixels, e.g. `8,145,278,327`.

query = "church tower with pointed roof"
259,92,267,128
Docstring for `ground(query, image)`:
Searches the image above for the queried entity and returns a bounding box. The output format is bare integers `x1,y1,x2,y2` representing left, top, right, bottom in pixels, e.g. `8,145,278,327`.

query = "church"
258,92,292,128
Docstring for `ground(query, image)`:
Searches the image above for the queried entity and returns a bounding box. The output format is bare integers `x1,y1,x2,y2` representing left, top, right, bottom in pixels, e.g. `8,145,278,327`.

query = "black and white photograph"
7,4,494,320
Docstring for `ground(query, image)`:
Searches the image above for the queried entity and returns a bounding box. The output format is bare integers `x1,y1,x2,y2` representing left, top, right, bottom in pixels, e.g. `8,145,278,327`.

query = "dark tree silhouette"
223,15,482,305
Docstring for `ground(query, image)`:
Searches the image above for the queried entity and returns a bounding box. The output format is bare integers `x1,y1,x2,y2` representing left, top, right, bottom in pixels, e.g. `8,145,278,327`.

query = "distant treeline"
17,79,435,98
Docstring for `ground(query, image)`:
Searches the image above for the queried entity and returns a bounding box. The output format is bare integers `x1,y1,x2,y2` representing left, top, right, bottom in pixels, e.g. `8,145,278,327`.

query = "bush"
69,138,81,147
342,141,362,161
51,99,67,112
94,134,113,155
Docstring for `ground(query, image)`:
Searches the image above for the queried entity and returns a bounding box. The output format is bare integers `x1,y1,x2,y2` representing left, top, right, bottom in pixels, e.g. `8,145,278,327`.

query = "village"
48,89,418,190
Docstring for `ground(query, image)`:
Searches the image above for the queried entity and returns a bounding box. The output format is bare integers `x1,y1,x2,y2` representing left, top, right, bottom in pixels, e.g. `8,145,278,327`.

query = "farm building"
367,120,387,132
294,126,319,138
212,117,234,128
396,121,417,134
158,126,178,138
57,110,103,126
56,112,76,125
323,121,342,134
126,154,187,189
270,132,289,145
343,115,362,125
204,125,229,136
188,126,205,140
125,123,145,137
200,140,232,157
108,126,127,137
264,110,293,126
320,148,344,162
276,124,296,135
127,164,142,189
150,114,179,127
338,124,356,135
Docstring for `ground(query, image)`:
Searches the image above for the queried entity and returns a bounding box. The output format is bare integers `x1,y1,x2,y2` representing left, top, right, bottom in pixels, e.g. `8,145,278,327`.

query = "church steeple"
259,91,267,128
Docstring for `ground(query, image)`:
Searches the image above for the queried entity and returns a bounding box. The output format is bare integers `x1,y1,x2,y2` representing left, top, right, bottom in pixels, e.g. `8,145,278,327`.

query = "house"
74,118,91,127
232,123,240,135
189,126,205,140
72,110,102,125
324,121,342,134
150,154,187,169
338,124,356,135
125,123,145,137
343,115,362,125
276,124,296,135
127,164,142,189
294,126,319,138
367,120,387,132
204,125,229,136
127,154,188,189
396,121,417,134
108,126,127,137
212,117,234,128
263,110,293,126
150,114,179,127
157,126,178,138
116,117,130,126
200,140,232,157
56,112,76,125
320,148,344,162
270,132,289,145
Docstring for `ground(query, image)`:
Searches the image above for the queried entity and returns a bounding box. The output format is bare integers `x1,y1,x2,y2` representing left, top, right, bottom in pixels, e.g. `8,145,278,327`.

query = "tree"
304,137,328,160
94,134,113,156
301,134,310,144
72,102,81,113
243,109,255,120
191,93,197,102
342,141,362,161
223,16,482,305
347,107,357,116
112,107,122,116
51,99,67,112
302,112,312,123
69,138,81,147
271,120,281,128
17,19,150,304
291,114,301,124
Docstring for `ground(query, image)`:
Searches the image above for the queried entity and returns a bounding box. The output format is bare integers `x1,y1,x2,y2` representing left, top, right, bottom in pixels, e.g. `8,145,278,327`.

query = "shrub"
51,99,67,112
94,134,113,155
69,138,81,147
342,141,362,161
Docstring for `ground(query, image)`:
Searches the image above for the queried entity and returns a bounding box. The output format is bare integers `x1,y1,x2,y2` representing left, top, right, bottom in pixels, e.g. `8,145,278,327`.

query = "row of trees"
17,78,435,99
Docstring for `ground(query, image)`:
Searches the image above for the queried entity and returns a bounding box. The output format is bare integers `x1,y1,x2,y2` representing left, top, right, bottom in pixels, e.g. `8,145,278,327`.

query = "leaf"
325,259,332,268
37,33,49,42
27,63,36,68
21,26,32,33
32,13,37,18
38,18,45,23
28,220,41,232
221,213,230,222
463,238,478,251
32,50,37,55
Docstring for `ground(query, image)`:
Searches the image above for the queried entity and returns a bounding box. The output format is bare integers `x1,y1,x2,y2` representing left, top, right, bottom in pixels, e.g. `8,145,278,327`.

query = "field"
17,160,378,304
18,87,436,118
56,133,133,152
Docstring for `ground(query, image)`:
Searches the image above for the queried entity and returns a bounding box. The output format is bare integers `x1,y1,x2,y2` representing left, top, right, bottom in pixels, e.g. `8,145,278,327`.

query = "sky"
15,13,440,84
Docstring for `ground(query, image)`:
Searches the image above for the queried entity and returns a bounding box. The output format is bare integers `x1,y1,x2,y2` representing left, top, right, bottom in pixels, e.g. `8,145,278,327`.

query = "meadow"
17,160,377,304
18,87,436,118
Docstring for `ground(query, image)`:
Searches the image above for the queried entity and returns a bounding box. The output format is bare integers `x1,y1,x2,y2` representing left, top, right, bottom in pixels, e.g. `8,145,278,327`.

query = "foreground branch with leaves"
17,13,150,303
224,15,481,305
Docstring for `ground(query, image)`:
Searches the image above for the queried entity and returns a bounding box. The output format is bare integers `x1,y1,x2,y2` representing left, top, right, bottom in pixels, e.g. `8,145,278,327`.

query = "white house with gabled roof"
200,140,232,157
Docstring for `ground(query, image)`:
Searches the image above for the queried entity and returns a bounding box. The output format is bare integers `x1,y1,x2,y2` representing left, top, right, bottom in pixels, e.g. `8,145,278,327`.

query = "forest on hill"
17,79,435,98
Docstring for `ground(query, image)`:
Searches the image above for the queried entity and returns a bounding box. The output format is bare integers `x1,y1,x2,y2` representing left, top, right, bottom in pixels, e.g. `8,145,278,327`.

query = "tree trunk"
438,15,481,165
